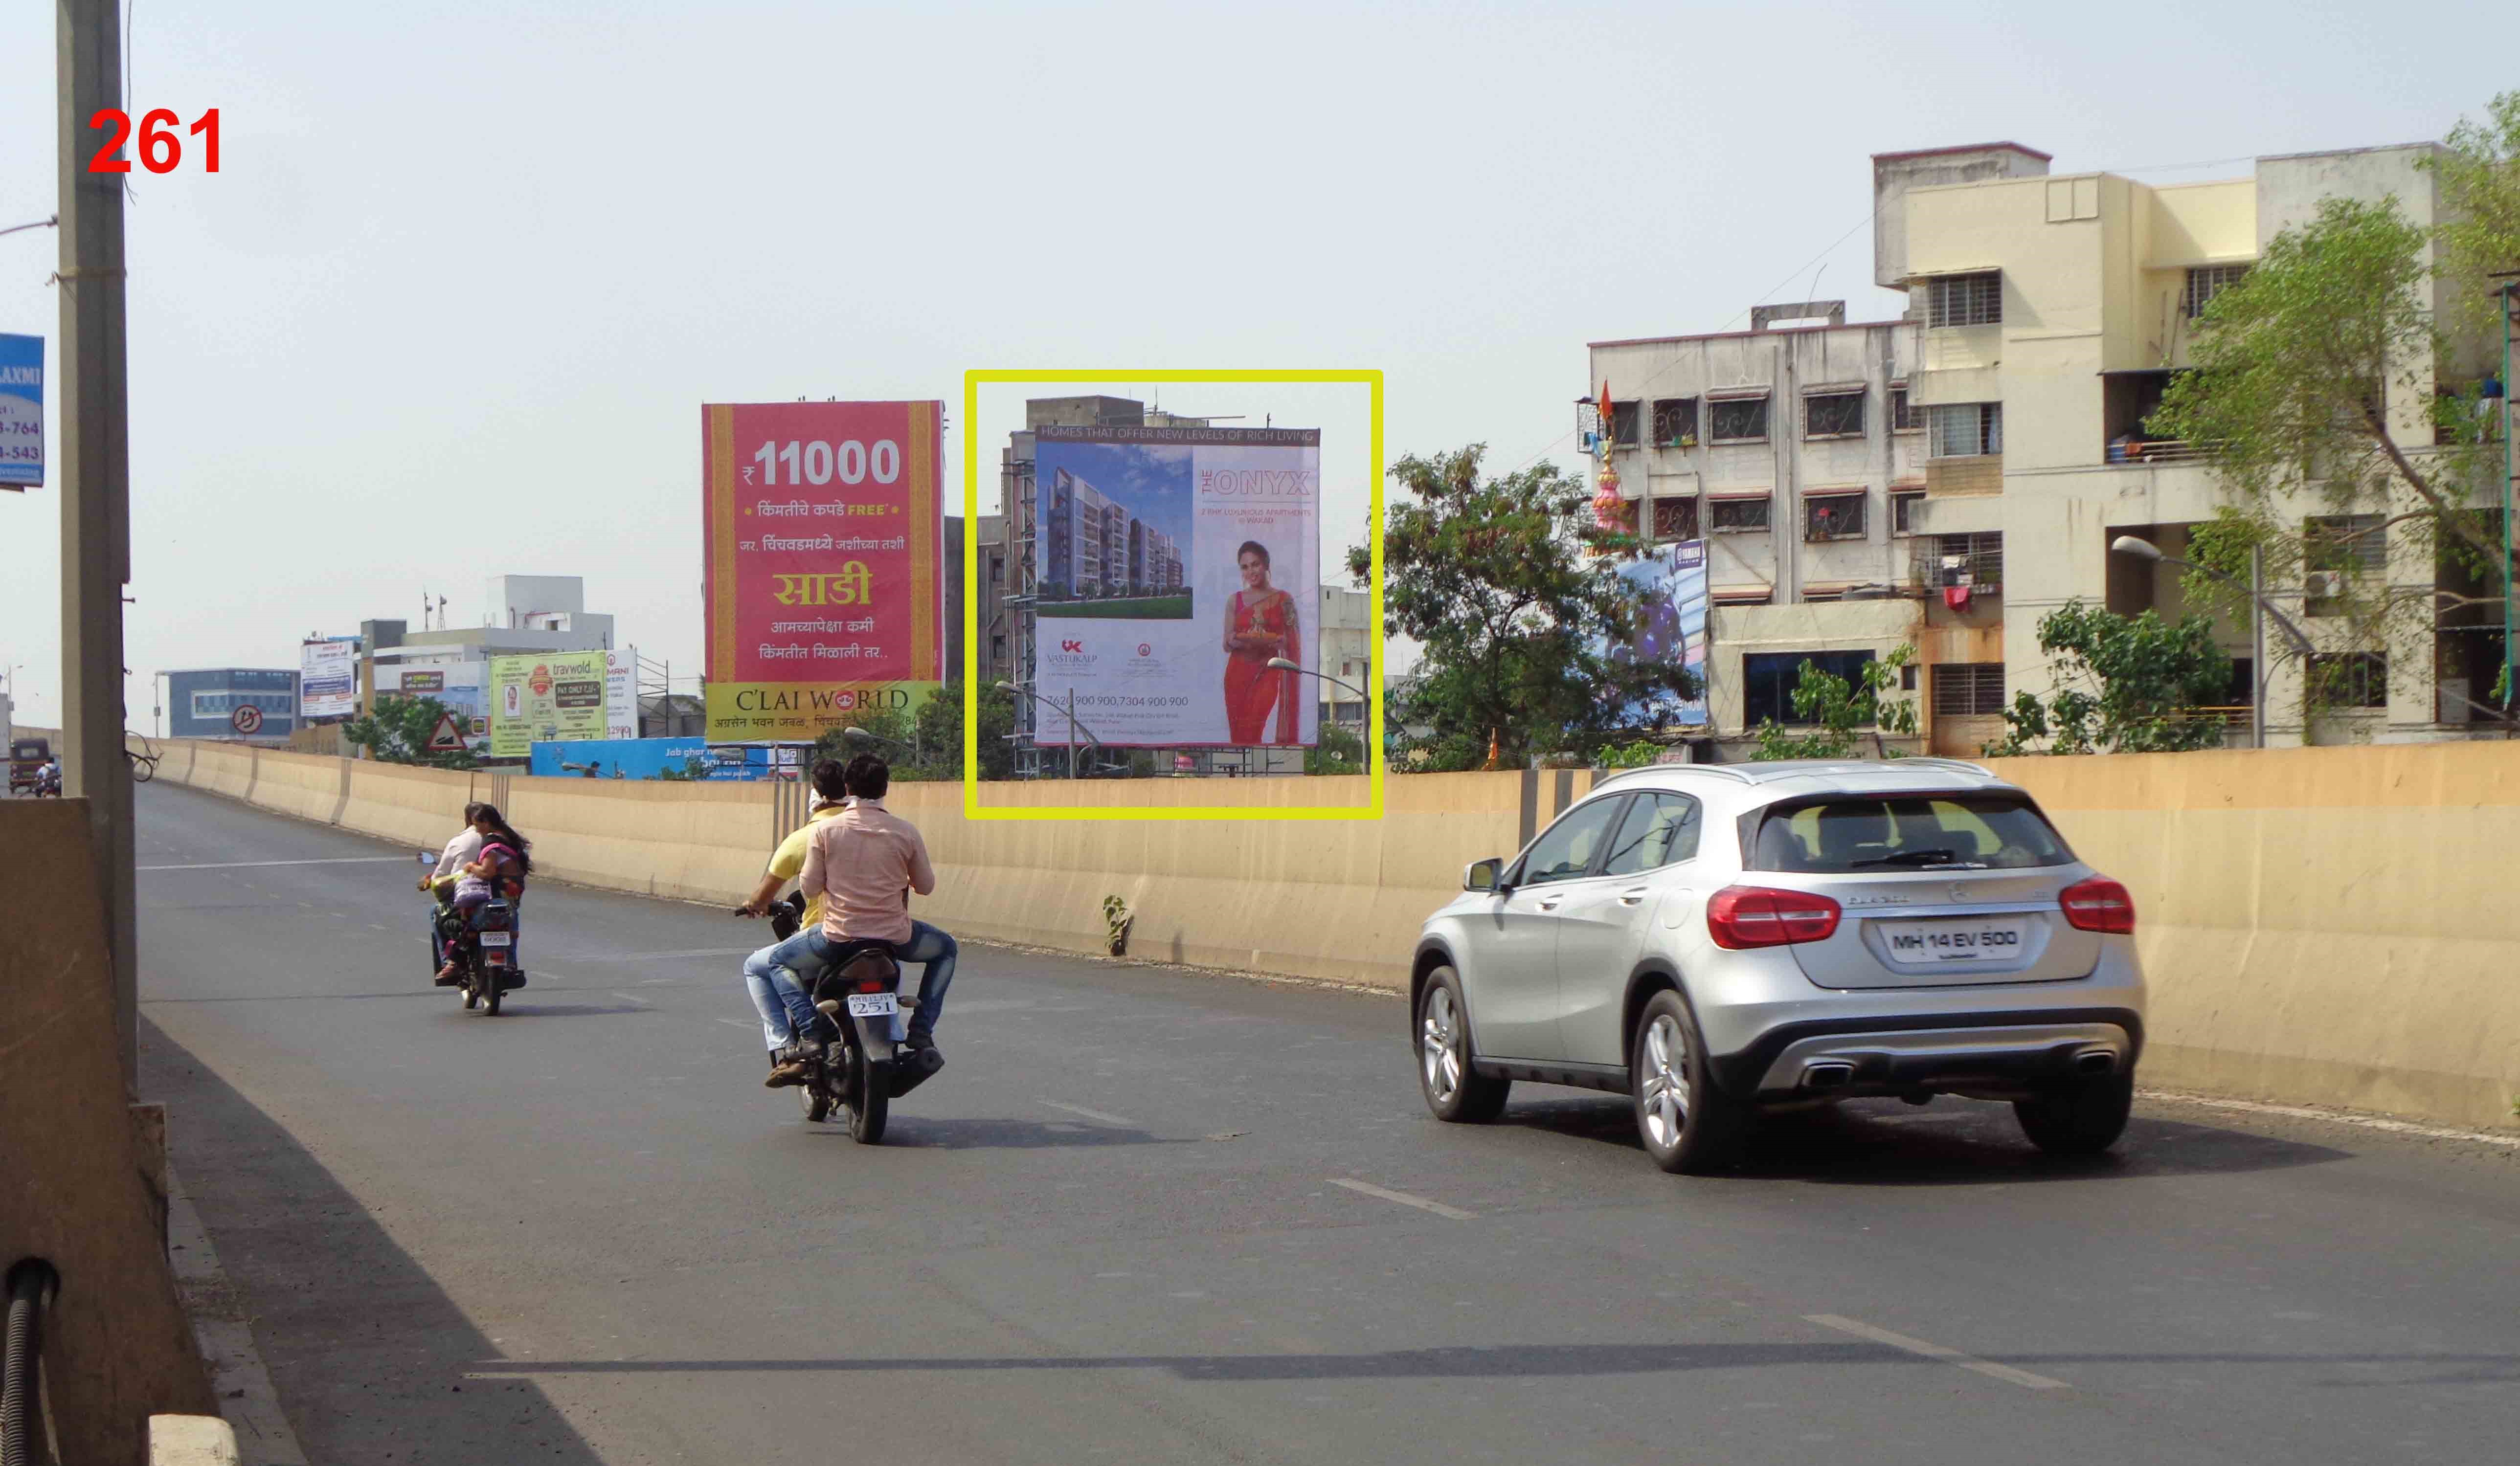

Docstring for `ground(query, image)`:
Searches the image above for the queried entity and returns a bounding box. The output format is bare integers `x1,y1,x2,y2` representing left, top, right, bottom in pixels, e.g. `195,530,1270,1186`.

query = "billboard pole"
57,0,137,1082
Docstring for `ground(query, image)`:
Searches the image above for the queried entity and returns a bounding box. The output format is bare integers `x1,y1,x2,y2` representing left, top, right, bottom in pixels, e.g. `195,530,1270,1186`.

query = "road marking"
2138,1089,2520,1149
609,991,652,1009
716,1018,756,1029
137,856,414,871
557,948,759,964
1328,1177,1474,1222
1043,1100,1139,1127
1803,1315,2069,1391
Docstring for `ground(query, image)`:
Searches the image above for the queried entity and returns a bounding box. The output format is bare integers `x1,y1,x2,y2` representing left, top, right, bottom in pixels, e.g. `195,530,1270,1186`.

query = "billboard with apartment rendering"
1032,425,1320,748
701,400,945,741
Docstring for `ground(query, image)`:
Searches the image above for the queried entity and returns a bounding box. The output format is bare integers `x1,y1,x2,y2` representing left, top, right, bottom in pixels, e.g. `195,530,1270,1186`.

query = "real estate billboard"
701,400,945,741
1603,539,1710,728
488,651,608,758
298,638,359,721
376,662,491,753
1032,425,1320,748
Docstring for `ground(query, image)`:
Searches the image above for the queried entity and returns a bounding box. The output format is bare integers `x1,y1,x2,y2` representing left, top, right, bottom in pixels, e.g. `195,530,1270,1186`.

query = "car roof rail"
1589,762,1757,788
1890,756,1997,779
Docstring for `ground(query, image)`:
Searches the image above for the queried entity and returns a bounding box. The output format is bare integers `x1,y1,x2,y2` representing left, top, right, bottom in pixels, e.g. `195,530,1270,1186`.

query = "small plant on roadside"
1102,894,1133,957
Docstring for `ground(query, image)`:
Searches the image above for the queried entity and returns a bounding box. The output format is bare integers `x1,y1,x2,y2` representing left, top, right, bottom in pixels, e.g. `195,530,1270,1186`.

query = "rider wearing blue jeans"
738,758,956,1086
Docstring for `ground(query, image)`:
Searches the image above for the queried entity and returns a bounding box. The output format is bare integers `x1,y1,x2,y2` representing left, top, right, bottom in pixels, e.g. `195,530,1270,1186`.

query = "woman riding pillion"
737,753,953,1088
433,803,532,985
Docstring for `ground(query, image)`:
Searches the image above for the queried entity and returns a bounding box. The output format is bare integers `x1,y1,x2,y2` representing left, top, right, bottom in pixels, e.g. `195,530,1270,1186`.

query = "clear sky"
0,0,2510,729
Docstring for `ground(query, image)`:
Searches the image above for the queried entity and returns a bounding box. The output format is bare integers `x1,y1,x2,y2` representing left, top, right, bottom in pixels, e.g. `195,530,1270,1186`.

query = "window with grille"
1927,272,2002,328
1890,490,1926,534
1652,496,1699,542
1651,398,1698,447
2183,264,2250,319
1889,386,1921,432
2305,513,2386,574
1709,496,1771,533
1932,663,2006,716
1803,492,1866,541
2308,652,2387,709
1929,402,2003,458
1935,531,2003,586
1708,396,1770,443
1610,400,1641,446
1803,391,1866,439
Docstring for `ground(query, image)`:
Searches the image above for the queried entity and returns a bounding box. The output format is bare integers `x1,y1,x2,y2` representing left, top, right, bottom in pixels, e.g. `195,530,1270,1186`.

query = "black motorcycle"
765,893,932,1144
417,851,527,1015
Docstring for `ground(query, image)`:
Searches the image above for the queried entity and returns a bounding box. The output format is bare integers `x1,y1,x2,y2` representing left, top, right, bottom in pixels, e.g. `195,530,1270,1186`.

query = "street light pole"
58,0,139,1082
993,681,1104,780
2250,545,2266,750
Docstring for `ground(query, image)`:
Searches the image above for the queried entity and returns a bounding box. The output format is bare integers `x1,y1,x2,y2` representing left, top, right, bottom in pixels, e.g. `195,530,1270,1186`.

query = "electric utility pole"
58,0,137,1081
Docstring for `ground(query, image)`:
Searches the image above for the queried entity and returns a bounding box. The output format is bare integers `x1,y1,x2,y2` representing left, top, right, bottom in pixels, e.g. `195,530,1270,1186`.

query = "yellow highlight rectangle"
962,369,1384,822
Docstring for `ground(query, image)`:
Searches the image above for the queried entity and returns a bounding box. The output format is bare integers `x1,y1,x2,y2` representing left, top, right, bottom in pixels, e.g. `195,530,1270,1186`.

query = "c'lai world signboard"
700,400,945,741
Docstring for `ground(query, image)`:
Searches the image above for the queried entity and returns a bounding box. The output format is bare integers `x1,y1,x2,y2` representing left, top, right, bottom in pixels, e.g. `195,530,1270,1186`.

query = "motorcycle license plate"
845,993,899,1019
480,932,512,948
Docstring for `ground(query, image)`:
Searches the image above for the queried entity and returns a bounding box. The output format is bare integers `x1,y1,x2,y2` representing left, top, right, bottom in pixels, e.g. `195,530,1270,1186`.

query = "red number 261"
88,109,220,174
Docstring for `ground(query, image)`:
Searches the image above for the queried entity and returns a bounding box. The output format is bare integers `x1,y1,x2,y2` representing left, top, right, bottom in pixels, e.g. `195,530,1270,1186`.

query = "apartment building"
1892,139,2494,745
1593,136,2497,754
1315,585,1373,732
1586,301,1988,751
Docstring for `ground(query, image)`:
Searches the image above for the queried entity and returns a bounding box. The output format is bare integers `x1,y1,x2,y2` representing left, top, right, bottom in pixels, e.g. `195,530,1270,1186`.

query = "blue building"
164,668,299,740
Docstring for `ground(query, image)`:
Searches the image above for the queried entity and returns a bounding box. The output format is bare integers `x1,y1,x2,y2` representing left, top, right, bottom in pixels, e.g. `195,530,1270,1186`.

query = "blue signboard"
0,334,41,489
168,668,299,739
528,736,711,780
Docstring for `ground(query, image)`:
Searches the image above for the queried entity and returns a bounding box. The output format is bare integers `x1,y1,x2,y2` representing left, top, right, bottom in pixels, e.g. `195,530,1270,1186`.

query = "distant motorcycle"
417,851,526,1015
31,766,61,798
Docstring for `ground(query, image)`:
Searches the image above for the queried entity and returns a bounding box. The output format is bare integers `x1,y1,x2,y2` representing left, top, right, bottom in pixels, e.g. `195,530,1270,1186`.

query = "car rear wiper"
1850,848,1986,868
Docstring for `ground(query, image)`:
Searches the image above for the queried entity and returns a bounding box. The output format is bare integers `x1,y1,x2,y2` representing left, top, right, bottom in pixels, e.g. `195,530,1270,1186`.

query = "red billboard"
702,400,945,740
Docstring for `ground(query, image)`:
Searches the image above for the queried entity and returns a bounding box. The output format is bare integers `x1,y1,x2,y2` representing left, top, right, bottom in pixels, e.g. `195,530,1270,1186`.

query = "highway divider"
151,740,2520,1133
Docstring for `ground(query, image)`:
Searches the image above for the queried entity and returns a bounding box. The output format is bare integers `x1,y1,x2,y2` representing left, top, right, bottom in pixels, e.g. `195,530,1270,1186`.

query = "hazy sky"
0,0,2510,729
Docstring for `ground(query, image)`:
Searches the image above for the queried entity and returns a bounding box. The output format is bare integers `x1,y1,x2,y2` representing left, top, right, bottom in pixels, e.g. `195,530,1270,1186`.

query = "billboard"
376,661,491,753
702,400,945,741
0,333,40,489
299,639,359,721
1032,426,1320,748
1603,540,1710,728
604,648,640,740
168,668,296,740
488,652,608,758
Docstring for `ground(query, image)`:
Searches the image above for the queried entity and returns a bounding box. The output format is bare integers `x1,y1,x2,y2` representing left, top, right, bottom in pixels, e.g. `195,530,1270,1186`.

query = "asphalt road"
137,780,2520,1465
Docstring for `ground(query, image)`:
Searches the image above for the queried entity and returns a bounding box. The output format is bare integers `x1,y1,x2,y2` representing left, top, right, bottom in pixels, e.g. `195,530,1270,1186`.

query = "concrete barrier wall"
154,742,2520,1132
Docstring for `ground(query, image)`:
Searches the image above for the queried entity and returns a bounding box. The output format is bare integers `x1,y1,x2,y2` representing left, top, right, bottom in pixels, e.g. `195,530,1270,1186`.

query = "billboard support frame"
962,369,1384,822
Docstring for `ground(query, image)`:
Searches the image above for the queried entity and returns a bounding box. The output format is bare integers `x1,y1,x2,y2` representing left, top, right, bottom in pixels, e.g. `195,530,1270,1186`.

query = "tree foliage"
1305,723,1366,775
1750,646,1918,760
1350,445,1701,772
804,682,1016,781
2429,91,2520,339
1983,603,2232,756
341,694,478,769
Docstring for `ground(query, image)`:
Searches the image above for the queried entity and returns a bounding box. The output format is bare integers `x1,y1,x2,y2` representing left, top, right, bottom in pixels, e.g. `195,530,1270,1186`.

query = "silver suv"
1408,759,2144,1173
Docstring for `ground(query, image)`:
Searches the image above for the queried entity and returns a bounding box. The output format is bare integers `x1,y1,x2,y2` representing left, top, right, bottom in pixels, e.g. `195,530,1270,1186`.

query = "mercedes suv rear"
1408,759,2145,1173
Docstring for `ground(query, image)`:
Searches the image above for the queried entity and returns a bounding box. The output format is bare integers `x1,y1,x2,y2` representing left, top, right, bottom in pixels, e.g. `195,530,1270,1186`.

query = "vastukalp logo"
1061,639,1083,653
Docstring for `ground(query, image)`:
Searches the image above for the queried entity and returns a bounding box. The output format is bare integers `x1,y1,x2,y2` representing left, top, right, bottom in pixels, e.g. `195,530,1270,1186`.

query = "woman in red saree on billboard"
1221,540,1303,745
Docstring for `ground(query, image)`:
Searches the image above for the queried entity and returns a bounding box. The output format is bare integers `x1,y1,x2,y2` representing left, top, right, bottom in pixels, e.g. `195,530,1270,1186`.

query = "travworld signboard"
700,400,945,741
0,333,43,489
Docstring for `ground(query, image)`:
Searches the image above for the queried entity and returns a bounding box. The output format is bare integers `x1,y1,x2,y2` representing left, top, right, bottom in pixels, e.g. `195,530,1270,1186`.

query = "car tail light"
2059,876,2135,934
1706,886,1842,949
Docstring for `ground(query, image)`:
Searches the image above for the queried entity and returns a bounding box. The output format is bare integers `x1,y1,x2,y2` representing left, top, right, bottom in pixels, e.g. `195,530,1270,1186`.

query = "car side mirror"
1463,857,1505,893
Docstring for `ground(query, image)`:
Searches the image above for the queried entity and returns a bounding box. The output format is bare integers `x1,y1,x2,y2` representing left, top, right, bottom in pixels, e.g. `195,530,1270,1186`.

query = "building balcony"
1925,454,2002,496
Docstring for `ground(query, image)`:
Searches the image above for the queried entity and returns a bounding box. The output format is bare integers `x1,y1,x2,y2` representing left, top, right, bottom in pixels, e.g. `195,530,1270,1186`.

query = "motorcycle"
32,767,60,798
762,893,935,1144
416,851,527,1015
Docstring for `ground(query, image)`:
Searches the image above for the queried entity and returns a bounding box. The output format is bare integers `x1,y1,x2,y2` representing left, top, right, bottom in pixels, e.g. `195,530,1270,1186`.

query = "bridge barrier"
148,742,2520,1133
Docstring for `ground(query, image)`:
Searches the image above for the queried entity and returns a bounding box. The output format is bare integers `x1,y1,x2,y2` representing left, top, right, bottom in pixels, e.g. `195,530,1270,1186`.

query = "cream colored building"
1589,137,2499,755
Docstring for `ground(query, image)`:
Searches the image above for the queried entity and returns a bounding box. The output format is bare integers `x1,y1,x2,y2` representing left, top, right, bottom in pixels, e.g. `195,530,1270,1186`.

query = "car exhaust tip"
2072,1048,2119,1077
1801,1062,1856,1090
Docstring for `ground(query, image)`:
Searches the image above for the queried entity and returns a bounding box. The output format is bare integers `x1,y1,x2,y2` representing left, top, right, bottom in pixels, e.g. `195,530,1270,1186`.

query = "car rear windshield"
1748,793,2072,873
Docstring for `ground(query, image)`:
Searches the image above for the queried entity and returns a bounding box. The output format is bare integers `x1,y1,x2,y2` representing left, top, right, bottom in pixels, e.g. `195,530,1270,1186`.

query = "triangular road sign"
426,712,467,752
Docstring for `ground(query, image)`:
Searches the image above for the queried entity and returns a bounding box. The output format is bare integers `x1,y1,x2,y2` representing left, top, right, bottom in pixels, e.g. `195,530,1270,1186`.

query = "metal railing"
1910,543,2005,595
2104,438,2222,465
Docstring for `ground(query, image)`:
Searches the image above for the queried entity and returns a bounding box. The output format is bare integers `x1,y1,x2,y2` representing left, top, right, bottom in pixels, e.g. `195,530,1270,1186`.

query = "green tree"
1350,445,1701,772
2429,92,2520,339
1750,646,1918,760
804,682,1017,782
341,694,478,769
1982,603,2232,756
2149,194,2506,715
1305,723,1366,775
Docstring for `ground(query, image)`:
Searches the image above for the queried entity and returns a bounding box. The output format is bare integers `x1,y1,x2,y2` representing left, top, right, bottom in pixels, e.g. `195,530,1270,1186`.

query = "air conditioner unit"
2305,570,2346,599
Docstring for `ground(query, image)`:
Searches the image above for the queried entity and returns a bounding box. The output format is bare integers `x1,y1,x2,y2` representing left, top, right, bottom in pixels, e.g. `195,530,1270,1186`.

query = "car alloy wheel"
1420,985,1464,1104
1639,1012,1691,1151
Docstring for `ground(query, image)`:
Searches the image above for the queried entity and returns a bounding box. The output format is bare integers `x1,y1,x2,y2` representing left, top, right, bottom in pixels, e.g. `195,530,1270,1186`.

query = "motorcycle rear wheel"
844,1045,887,1145
798,1061,831,1123
482,964,504,1016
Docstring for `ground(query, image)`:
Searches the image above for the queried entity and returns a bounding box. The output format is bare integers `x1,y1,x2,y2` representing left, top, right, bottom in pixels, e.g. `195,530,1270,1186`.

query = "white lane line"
138,856,414,871
2138,1090,2520,1149
609,991,652,1009
557,948,759,964
716,1018,756,1029
1043,1100,1140,1127
1803,1315,2069,1392
1328,1177,1475,1222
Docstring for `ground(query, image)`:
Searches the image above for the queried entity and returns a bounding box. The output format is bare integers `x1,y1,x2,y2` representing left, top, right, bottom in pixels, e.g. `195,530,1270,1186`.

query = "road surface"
136,781,2520,1465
